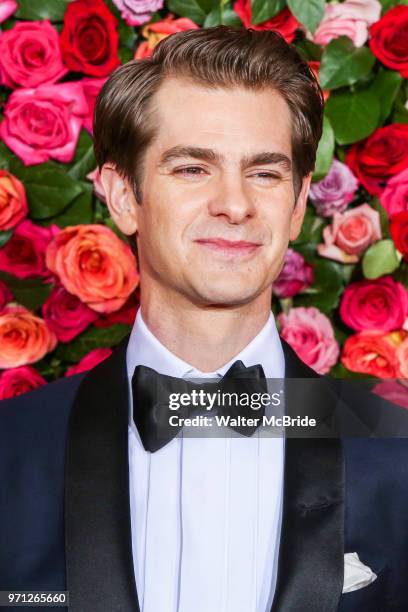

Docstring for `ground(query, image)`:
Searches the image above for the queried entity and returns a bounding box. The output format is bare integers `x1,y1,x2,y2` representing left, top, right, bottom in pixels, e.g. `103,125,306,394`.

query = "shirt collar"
126,309,285,429
126,308,285,382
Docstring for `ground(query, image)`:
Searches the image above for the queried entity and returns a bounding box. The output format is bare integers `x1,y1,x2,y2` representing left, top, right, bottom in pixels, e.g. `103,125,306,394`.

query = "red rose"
42,284,99,343
233,1,300,43
65,347,112,377
390,211,408,260
0,220,60,280
0,279,12,311
339,276,408,332
60,0,120,77
0,365,46,399
346,124,408,196
94,290,139,328
369,5,408,78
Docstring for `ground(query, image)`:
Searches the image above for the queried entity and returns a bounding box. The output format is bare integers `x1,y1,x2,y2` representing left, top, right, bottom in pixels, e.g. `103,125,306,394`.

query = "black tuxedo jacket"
1,333,408,612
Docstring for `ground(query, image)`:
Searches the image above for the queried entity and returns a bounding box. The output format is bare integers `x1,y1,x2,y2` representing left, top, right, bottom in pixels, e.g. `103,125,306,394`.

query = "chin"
192,283,261,307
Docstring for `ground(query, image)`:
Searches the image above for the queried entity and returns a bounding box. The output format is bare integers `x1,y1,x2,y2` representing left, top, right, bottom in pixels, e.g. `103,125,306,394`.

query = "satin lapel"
271,337,345,612
65,334,139,612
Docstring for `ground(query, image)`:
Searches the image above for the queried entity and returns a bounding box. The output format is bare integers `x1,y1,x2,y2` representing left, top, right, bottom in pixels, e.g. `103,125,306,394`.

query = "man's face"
125,78,310,306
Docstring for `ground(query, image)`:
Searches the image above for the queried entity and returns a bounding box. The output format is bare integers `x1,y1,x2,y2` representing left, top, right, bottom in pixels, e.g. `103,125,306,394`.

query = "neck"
140,285,273,372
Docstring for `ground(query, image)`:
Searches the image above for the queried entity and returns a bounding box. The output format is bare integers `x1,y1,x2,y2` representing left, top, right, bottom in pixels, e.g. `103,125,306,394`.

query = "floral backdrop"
0,0,407,403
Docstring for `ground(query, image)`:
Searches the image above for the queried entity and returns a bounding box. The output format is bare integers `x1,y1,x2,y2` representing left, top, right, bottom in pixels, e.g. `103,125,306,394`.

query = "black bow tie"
132,360,267,452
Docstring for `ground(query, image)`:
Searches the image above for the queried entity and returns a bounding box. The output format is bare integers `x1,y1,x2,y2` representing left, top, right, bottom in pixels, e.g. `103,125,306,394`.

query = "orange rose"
134,14,199,59
0,169,28,231
341,330,403,378
396,335,408,380
46,224,139,313
0,305,57,369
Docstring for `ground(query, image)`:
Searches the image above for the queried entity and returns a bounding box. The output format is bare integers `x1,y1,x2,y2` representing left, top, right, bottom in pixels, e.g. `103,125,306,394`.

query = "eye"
251,172,281,180
174,166,206,176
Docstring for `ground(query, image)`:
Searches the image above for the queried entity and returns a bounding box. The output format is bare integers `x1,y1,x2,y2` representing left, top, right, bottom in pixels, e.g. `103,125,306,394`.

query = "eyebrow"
157,146,292,172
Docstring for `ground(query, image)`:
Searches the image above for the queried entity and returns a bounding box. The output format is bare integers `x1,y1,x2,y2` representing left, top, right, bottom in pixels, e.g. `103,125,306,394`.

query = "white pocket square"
342,552,377,593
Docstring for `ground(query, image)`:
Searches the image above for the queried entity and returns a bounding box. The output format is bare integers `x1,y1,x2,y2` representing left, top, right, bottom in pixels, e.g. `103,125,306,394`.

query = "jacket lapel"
271,337,345,612
65,333,139,612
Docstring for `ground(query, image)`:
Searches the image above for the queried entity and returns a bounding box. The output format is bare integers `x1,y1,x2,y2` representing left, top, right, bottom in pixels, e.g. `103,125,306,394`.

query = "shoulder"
0,372,87,457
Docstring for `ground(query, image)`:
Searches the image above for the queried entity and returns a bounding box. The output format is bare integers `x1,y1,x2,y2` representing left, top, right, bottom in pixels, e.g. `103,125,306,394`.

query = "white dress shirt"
126,310,286,612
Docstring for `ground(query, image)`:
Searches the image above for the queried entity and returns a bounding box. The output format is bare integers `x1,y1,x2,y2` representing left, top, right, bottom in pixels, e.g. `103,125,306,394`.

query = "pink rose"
380,167,408,216
86,167,106,201
0,220,59,279
340,276,408,332
112,0,164,26
81,77,108,134
46,224,139,313
0,305,57,368
309,159,359,217
42,284,99,343
65,347,112,376
0,1,17,23
0,278,13,311
272,248,314,298
278,306,340,374
313,0,381,47
372,380,408,409
317,203,382,263
0,170,28,231
0,82,88,166
0,365,46,399
0,21,68,89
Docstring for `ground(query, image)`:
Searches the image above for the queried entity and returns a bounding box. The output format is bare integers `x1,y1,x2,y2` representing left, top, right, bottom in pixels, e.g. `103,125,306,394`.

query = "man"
1,26,408,612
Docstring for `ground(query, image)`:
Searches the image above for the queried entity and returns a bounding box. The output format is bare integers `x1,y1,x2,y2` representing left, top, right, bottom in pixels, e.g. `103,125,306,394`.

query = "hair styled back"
94,26,324,202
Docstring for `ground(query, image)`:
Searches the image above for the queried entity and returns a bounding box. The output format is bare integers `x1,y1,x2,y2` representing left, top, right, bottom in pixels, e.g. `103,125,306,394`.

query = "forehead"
149,77,293,158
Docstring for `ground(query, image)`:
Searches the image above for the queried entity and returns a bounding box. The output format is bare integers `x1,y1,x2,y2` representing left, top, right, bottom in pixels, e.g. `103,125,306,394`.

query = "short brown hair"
94,26,324,202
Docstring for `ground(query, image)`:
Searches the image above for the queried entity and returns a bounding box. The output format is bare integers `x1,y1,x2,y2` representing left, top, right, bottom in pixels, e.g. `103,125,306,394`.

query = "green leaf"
394,261,408,289
312,115,335,182
56,324,132,362
370,197,391,239
45,181,93,228
0,230,13,248
379,0,408,14
0,272,53,311
370,70,402,125
15,0,70,20
295,38,323,62
67,130,96,181
319,37,376,90
204,6,243,26
287,0,325,34
118,20,137,50
325,89,380,145
0,142,20,171
167,0,208,24
251,0,286,24
293,259,343,313
362,239,400,279
16,163,84,220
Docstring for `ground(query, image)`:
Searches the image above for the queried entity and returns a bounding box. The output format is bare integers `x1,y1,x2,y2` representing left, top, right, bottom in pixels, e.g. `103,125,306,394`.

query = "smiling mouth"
194,238,262,256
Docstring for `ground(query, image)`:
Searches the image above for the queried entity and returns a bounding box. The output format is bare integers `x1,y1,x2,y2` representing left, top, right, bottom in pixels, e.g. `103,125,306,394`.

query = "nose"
208,173,256,224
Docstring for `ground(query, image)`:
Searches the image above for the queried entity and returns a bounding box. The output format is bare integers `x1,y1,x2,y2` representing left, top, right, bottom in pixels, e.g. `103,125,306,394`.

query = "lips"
194,237,261,256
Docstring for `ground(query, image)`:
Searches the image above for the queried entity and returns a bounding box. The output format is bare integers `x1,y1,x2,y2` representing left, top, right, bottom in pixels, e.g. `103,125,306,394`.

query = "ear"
289,173,312,242
100,165,139,236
